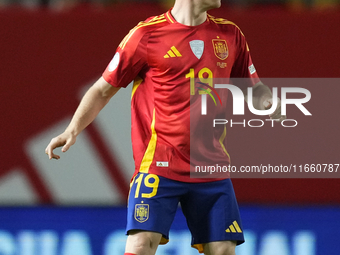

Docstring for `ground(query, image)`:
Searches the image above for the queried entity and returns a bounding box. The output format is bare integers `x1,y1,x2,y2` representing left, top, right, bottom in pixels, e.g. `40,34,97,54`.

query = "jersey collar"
165,9,209,27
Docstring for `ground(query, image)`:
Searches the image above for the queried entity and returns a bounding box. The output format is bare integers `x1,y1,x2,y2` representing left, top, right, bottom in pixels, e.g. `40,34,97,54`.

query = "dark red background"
0,4,339,204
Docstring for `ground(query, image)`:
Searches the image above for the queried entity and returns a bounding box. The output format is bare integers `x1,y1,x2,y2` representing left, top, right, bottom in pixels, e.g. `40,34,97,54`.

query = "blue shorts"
126,173,244,252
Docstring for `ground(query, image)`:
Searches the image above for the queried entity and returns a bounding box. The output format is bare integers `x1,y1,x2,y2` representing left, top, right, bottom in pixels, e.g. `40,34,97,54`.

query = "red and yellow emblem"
212,39,228,60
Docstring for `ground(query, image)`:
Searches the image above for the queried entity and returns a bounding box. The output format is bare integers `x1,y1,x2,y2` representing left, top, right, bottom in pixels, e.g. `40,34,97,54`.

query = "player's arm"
229,26,285,121
45,77,120,160
46,21,148,160
243,81,286,121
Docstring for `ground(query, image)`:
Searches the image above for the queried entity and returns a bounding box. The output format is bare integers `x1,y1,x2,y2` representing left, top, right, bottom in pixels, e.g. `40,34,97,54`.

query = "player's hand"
263,97,286,122
45,132,76,160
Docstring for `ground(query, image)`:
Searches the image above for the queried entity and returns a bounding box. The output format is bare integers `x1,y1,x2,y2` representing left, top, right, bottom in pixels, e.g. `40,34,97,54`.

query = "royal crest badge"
190,40,204,59
212,39,228,60
134,204,149,223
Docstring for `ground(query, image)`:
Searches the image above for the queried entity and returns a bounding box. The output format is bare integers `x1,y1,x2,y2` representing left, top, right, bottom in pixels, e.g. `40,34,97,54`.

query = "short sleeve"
102,28,148,88
230,28,260,87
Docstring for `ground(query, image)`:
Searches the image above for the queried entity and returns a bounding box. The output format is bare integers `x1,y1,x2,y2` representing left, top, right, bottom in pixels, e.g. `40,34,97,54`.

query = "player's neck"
171,2,208,26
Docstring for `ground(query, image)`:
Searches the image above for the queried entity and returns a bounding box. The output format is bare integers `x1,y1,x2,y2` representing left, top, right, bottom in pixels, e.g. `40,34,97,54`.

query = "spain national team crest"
212,39,228,60
134,204,149,223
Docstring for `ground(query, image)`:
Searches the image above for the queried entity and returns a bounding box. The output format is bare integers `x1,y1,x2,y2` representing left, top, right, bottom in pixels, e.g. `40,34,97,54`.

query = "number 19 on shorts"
132,173,160,199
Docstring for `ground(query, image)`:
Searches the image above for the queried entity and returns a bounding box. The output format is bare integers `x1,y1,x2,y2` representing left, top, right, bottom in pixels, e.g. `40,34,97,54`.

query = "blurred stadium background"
0,0,339,254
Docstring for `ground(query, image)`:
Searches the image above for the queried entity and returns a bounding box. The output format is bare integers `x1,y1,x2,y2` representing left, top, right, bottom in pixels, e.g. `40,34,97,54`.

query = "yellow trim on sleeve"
208,14,245,37
139,109,157,173
120,18,167,50
131,76,143,99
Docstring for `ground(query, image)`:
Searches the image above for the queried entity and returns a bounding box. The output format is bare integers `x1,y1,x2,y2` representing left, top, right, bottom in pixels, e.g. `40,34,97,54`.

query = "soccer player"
45,0,284,254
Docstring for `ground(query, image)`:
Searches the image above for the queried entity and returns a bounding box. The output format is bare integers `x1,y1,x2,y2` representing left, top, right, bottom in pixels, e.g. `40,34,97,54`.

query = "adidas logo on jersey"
164,46,182,58
225,221,242,233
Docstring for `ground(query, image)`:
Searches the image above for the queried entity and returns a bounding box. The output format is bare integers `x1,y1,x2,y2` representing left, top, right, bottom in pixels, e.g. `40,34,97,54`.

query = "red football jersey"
103,10,259,182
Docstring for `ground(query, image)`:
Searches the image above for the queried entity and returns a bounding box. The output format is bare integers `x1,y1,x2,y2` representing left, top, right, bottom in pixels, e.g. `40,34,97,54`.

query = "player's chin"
205,0,221,10
211,0,221,8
